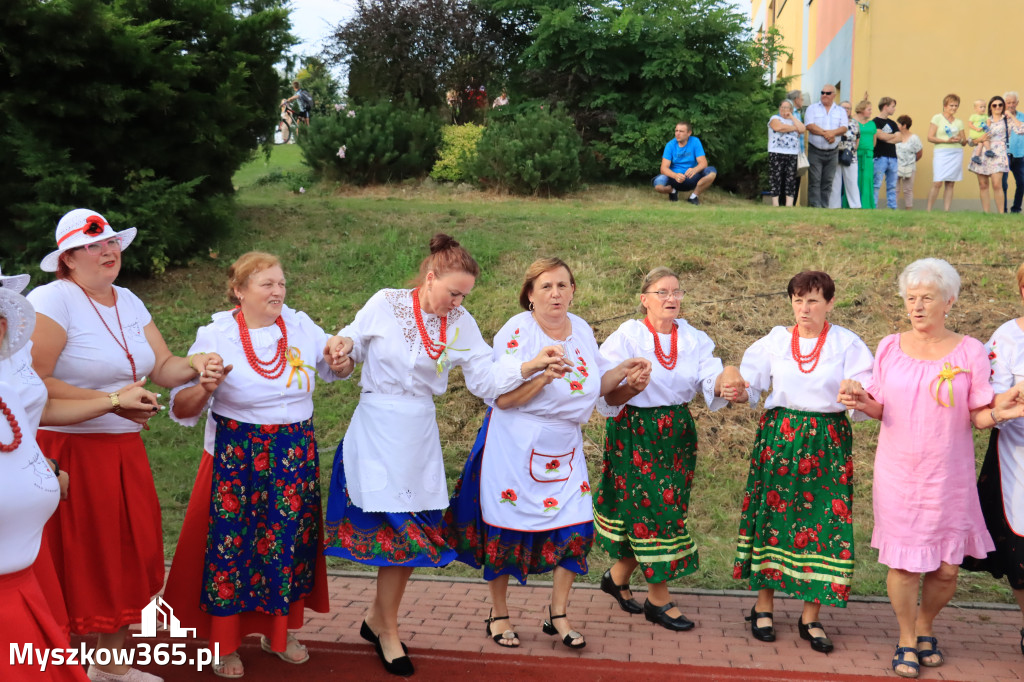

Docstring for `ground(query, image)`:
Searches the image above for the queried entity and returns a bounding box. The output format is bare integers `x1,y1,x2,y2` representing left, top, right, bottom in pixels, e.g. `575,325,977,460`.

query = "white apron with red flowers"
480,410,593,531
479,311,611,532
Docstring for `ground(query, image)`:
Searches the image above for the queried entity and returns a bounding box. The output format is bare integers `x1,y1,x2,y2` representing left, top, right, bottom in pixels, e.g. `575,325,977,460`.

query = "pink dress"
868,334,995,572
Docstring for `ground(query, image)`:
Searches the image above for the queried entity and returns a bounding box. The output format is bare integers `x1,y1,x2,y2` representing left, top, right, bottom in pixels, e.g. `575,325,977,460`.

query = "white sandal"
260,634,309,665
211,652,244,679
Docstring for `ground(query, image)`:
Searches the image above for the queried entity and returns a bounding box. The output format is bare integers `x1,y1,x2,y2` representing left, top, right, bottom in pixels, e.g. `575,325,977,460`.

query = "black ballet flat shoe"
360,621,408,654
643,599,695,632
541,606,586,649
745,605,776,642
373,638,414,677
600,569,643,614
1019,627,1023,657
798,619,834,654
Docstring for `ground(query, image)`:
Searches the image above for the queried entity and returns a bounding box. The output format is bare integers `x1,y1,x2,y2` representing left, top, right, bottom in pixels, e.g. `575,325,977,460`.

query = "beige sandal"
260,634,309,664
212,652,244,679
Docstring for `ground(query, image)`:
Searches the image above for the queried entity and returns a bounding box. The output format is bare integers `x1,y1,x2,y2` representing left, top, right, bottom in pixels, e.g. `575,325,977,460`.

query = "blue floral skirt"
444,409,593,585
324,440,456,568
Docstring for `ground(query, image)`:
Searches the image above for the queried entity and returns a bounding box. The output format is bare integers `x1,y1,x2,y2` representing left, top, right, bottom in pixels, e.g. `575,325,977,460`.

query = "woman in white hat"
27,209,225,682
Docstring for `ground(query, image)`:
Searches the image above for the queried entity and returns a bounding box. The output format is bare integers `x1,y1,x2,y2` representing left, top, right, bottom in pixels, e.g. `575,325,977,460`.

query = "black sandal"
745,605,776,642
542,606,586,649
600,569,642,614
484,608,519,648
916,636,944,667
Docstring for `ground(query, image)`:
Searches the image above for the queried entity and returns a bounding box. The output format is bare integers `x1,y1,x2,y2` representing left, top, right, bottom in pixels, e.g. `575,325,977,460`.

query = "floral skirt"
161,415,328,655
445,409,593,585
962,431,1024,590
324,440,455,568
594,404,699,583
733,408,855,607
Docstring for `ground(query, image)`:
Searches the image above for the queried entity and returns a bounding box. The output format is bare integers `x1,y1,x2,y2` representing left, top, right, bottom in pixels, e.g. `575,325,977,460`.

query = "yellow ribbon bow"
434,327,469,376
285,346,317,392
933,362,969,407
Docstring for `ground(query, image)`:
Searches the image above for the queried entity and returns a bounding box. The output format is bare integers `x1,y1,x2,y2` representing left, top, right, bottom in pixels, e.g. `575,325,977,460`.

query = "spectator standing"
787,89,807,204
853,100,877,210
873,97,902,209
1002,91,1024,213
767,99,806,207
652,122,717,205
804,85,849,207
926,94,967,212
829,100,861,209
968,95,1024,214
895,116,923,210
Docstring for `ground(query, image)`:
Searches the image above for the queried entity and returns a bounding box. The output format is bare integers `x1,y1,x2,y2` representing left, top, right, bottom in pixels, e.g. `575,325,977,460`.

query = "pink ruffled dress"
868,334,995,572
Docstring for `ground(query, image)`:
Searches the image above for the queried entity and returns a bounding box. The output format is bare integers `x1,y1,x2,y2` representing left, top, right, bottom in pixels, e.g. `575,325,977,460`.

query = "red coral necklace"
791,321,830,374
644,317,678,370
73,281,137,381
0,399,23,453
237,310,288,379
411,288,447,360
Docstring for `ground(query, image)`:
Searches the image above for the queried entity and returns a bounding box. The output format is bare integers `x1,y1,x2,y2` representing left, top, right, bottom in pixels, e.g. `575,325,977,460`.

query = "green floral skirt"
733,407,855,607
594,404,699,583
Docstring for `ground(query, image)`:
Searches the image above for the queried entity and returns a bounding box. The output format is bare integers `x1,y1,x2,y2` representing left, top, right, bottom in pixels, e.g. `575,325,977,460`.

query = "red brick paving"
298,570,1024,681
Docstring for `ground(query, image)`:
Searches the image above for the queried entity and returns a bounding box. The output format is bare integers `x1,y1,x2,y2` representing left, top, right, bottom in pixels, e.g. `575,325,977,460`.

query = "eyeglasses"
644,289,684,300
821,91,835,96
79,237,123,255
993,103,1005,108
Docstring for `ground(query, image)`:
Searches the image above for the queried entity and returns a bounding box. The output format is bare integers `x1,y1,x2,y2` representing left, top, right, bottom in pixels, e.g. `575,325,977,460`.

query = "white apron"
996,428,1024,536
342,392,448,513
480,409,593,532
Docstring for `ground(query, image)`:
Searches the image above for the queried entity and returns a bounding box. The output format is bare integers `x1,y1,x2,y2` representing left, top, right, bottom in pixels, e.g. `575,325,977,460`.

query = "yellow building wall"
756,0,1024,207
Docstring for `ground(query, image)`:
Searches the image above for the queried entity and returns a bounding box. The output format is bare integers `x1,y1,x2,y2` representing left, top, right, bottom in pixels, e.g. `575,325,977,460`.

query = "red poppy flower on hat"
40,208,138,272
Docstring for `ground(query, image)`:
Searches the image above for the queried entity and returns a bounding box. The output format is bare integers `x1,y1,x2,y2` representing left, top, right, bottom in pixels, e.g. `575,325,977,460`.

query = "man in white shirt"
803,85,849,208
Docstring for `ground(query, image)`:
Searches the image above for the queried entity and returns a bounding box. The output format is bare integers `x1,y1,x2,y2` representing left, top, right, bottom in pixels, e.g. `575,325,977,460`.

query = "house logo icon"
133,596,196,638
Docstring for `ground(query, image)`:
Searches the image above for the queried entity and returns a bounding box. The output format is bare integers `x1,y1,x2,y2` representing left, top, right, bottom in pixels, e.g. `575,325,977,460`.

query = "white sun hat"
40,208,137,273
0,288,36,361
0,266,30,294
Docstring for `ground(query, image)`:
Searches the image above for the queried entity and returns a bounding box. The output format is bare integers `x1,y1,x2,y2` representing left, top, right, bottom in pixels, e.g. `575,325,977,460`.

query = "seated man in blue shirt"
652,122,717,204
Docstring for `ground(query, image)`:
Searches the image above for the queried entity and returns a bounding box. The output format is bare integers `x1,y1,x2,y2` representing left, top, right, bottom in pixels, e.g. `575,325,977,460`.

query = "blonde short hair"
227,252,282,306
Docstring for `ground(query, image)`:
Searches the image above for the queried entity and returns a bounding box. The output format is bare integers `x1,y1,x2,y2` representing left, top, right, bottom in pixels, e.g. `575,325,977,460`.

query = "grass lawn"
127,145,1024,604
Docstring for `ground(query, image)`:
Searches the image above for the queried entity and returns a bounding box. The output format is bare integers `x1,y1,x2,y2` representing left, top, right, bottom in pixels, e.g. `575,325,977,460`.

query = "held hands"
624,359,652,393
837,379,868,411
526,345,575,384
719,365,749,402
195,353,233,393
324,335,356,376
992,381,1024,422
57,470,69,500
112,377,163,427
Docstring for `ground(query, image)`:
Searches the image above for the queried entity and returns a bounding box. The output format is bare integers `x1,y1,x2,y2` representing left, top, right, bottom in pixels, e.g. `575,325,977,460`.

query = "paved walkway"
296,571,1023,682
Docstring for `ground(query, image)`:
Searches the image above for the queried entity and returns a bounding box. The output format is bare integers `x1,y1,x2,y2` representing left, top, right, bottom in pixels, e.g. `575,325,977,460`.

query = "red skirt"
36,431,165,634
162,452,329,655
0,567,89,681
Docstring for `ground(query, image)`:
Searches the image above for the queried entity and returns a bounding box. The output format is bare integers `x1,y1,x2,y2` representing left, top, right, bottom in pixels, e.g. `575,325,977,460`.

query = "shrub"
471,104,581,195
299,96,442,184
430,124,485,183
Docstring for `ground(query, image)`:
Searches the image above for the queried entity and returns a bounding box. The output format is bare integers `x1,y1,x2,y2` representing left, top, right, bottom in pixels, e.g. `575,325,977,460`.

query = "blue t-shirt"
662,137,706,173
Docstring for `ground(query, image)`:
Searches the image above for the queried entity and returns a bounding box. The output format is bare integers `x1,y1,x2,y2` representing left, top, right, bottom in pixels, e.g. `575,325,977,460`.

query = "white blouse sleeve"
454,311,524,401
168,323,217,427
988,324,1017,393
694,328,726,411
595,323,632,418
337,290,385,364
739,333,773,407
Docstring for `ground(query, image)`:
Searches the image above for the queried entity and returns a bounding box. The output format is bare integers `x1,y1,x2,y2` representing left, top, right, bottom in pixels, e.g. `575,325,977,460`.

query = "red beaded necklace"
644,317,678,370
236,310,288,379
0,398,23,453
791,321,831,374
73,281,137,381
411,288,447,360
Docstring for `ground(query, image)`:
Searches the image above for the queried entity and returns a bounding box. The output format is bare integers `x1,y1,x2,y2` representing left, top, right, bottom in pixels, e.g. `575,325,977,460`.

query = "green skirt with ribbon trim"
594,404,699,583
733,407,855,607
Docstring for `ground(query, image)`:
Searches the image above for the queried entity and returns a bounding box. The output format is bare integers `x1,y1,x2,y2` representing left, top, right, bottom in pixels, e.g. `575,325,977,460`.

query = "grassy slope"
129,147,1024,603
